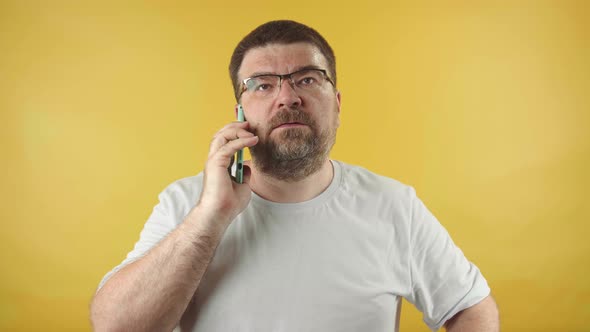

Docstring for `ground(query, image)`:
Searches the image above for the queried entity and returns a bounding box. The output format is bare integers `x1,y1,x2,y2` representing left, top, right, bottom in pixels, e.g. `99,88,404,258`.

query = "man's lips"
273,122,308,129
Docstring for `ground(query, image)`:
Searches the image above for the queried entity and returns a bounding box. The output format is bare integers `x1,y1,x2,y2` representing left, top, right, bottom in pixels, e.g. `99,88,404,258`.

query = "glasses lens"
245,76,279,98
291,70,325,89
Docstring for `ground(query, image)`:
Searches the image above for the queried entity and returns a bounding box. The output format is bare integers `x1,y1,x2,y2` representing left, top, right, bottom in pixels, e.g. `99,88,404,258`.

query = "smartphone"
235,104,245,183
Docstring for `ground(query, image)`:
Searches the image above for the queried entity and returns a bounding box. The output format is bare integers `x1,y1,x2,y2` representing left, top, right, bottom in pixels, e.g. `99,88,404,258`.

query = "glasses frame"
238,68,335,100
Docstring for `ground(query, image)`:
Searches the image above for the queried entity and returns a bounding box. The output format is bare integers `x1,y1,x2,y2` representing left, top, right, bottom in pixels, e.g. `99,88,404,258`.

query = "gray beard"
250,109,336,182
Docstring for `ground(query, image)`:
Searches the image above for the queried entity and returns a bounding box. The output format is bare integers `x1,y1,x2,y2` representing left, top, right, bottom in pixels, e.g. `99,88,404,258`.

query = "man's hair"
229,20,337,101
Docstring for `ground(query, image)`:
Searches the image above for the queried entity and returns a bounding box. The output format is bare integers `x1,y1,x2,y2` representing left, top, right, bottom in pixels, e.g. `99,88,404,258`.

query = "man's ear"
336,91,342,113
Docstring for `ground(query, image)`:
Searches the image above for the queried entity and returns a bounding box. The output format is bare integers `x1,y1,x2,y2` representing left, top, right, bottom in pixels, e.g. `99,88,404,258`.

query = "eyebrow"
245,65,324,79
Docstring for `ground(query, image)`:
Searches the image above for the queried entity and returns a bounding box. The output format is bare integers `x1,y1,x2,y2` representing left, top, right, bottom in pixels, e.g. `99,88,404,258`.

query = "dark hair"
229,20,337,101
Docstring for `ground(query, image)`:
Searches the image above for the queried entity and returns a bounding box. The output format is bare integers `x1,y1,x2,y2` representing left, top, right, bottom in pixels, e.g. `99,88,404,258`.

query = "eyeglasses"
238,68,335,100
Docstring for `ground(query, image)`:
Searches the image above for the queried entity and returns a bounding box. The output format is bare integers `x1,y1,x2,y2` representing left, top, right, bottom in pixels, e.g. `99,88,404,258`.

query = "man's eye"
255,83,273,91
299,77,316,85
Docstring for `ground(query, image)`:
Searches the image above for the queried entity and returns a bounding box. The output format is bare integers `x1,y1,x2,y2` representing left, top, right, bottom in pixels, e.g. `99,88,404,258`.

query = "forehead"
238,42,328,79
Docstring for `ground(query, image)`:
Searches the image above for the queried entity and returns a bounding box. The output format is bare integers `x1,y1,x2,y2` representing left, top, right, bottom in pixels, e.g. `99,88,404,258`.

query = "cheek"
242,109,264,133
249,119,269,137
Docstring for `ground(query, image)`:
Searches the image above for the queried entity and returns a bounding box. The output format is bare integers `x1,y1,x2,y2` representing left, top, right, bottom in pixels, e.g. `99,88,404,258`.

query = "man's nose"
276,78,302,108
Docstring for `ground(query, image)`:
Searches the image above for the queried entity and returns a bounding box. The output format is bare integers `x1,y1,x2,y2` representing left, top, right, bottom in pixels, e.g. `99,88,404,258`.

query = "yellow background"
1,1,589,331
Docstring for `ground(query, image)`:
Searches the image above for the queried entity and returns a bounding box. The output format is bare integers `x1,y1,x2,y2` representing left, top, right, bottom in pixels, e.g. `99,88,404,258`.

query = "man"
91,20,499,331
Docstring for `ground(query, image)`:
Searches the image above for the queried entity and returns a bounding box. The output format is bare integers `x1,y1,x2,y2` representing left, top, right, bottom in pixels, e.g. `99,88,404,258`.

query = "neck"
247,159,334,203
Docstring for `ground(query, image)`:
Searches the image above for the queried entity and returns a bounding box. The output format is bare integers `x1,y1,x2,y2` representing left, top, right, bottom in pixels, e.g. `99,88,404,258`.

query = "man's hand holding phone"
196,105,257,230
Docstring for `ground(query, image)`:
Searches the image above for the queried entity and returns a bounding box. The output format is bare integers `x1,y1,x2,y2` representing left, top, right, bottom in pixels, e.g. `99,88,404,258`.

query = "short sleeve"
405,191,490,331
97,175,202,291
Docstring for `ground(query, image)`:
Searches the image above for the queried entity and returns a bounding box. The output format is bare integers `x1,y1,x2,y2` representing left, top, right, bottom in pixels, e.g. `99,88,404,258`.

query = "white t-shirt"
99,160,490,331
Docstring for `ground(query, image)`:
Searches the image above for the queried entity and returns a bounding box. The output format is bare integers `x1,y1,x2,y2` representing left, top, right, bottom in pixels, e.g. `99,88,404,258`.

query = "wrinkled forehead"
238,42,328,81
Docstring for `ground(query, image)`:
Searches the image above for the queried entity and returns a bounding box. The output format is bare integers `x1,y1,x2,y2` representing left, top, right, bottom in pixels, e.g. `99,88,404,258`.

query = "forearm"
445,295,499,332
90,206,228,332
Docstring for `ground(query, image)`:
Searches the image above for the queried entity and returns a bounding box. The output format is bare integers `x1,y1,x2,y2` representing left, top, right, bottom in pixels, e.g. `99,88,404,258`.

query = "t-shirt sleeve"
96,179,196,291
404,190,491,331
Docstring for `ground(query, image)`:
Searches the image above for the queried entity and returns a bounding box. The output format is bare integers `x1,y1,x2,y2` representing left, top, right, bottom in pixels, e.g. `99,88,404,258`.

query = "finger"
209,126,255,157
210,129,255,159
221,128,255,141
212,122,251,142
208,136,258,168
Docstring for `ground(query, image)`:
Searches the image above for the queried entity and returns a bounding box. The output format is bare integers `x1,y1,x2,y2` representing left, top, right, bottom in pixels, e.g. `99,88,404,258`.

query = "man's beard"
249,107,337,182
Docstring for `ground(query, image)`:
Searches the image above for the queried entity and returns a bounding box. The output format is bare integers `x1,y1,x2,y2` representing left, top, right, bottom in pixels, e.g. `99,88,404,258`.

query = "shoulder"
332,160,420,222
335,160,416,201
156,172,204,213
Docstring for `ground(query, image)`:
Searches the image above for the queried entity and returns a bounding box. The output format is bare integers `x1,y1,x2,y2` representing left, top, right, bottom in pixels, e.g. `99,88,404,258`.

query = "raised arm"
90,121,258,332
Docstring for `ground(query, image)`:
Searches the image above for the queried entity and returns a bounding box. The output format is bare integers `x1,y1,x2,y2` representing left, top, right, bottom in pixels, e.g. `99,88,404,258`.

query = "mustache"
269,108,314,129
